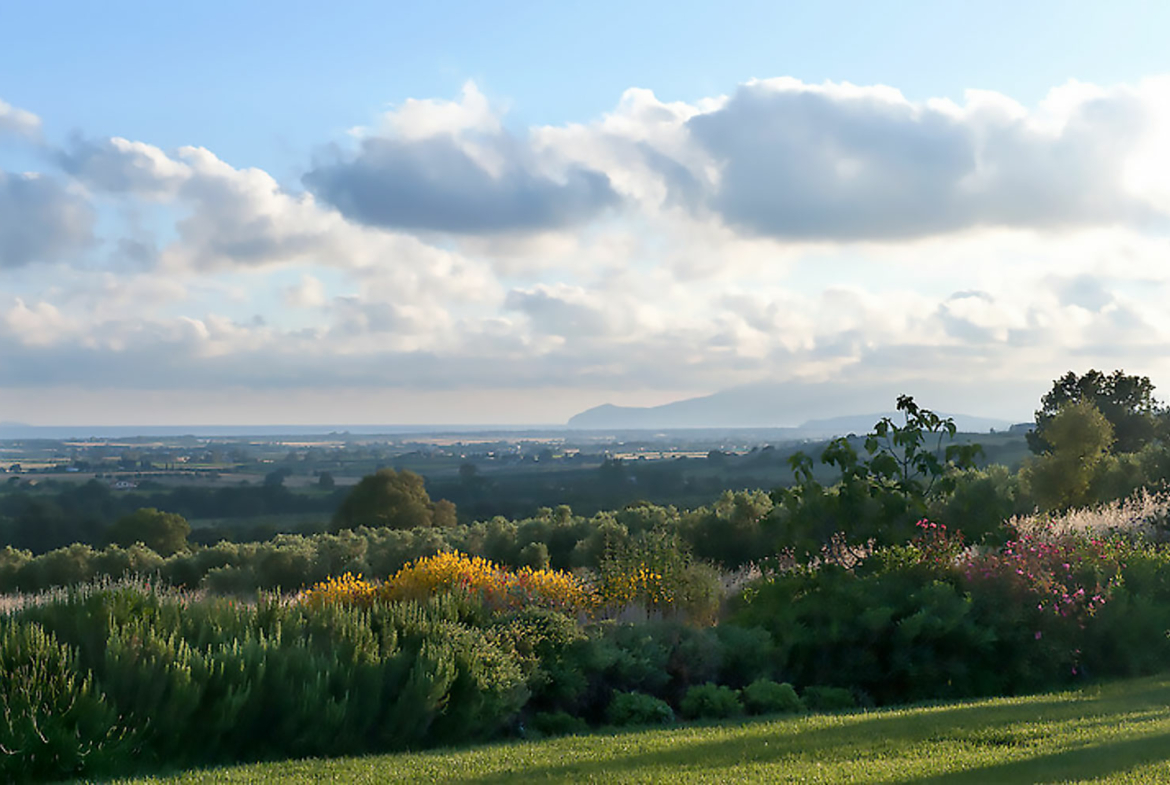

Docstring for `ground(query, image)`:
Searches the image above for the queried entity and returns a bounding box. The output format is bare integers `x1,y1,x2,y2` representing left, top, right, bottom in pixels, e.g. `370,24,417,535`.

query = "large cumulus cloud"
304,137,619,234
679,79,1160,239
303,83,621,234
535,78,1169,241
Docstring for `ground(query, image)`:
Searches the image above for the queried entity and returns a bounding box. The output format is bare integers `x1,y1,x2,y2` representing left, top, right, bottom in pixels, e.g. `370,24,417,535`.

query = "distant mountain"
567,384,1014,434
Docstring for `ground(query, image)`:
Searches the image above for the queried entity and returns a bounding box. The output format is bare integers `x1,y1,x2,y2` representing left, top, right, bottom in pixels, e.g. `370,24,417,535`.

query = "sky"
1,1,1169,426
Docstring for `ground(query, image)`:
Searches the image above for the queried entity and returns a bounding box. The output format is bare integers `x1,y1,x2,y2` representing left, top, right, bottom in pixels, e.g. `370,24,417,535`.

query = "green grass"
115,674,1170,784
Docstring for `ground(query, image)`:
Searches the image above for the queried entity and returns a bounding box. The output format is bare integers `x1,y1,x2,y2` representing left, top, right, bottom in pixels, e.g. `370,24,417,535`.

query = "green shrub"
202,564,259,595
0,546,32,592
680,490,775,568
931,466,1019,544
595,527,724,624
731,557,1036,704
594,623,674,697
679,682,742,720
741,679,803,715
519,542,551,570
802,686,857,712
606,691,675,726
91,543,166,581
529,710,588,737
524,619,745,723
0,620,128,782
714,624,776,687
732,531,1170,708
24,543,98,590
494,608,588,709
9,581,528,771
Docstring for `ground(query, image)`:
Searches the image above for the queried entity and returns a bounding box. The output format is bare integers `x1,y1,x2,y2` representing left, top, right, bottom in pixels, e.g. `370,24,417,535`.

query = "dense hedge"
0,497,766,594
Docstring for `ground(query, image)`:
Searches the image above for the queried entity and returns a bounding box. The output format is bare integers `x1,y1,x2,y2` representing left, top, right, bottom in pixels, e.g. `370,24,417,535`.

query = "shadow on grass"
904,729,1170,784
464,676,1170,783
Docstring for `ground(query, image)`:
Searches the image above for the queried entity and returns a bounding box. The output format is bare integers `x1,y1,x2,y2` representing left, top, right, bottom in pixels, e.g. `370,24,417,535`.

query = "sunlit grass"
114,673,1170,783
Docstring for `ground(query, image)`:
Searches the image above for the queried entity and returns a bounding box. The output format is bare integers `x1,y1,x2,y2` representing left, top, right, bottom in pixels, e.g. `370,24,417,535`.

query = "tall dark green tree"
332,468,453,531
106,508,191,556
1029,369,1161,454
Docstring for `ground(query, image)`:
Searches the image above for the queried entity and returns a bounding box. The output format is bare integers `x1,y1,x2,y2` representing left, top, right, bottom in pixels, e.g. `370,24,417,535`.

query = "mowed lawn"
115,674,1170,784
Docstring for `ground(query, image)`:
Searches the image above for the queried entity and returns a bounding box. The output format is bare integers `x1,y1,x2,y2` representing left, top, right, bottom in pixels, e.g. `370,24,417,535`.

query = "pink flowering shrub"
958,531,1126,675
905,516,1125,638
735,515,1169,702
963,533,1123,628
910,518,966,568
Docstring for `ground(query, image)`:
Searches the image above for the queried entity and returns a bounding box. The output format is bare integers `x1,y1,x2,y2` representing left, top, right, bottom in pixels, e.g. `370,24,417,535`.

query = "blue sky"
6,1,1166,177
1,2,1169,425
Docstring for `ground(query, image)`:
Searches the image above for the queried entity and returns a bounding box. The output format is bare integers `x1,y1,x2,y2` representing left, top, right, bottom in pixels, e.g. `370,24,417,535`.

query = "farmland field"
116,673,1170,784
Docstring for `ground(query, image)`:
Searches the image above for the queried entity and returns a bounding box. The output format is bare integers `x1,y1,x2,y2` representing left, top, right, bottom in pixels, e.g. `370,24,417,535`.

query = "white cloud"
48,136,503,321
2,298,71,345
283,274,327,308
57,136,192,197
676,78,1157,240
0,98,41,139
1121,76,1170,214
304,82,621,234
367,80,501,141
526,77,1170,242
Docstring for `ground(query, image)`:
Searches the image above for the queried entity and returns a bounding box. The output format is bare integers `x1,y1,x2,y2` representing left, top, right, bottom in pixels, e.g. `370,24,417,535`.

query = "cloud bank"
1,78,1170,423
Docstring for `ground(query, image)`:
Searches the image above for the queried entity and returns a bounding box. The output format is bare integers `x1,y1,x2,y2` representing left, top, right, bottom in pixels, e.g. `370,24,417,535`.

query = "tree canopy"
1030,369,1161,455
332,468,456,531
1022,400,1115,511
105,508,191,556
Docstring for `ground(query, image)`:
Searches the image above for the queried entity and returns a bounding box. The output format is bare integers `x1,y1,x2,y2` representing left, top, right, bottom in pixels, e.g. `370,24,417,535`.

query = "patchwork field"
116,674,1170,784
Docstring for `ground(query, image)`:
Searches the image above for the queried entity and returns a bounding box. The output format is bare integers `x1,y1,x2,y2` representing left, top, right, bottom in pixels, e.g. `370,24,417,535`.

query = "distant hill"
567,384,1014,434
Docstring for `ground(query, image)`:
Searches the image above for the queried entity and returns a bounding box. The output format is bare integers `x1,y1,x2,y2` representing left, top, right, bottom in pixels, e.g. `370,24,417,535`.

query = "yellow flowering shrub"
594,565,674,612
302,551,708,620
302,572,379,609
385,551,596,615
302,552,598,615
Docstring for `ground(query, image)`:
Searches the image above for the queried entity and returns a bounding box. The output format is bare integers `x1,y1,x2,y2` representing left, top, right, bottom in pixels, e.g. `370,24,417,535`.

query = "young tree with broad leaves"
1029,369,1162,455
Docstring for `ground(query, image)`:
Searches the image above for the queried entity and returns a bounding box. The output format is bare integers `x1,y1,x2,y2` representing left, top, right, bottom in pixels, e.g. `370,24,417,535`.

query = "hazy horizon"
0,391,1029,437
